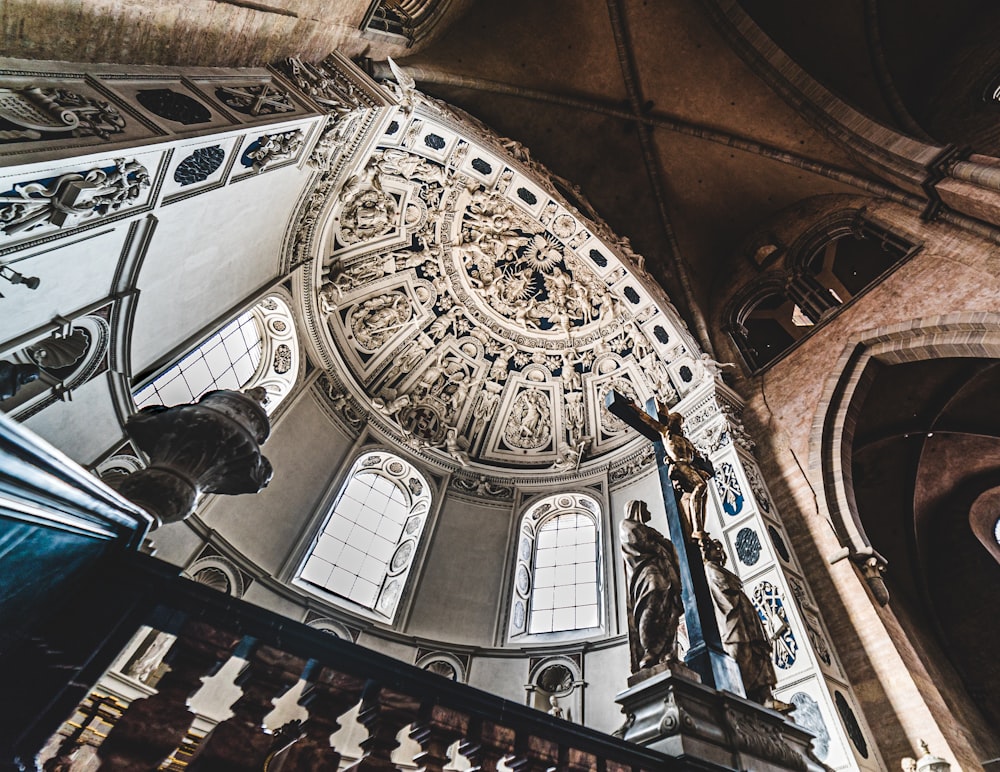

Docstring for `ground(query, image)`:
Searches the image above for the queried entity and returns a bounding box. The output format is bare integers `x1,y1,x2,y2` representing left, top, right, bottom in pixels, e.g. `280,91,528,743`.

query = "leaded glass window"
509,493,602,640
295,452,431,622
132,295,297,414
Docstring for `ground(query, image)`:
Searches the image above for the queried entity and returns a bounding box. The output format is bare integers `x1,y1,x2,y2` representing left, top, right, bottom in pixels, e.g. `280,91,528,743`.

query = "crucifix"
606,391,745,695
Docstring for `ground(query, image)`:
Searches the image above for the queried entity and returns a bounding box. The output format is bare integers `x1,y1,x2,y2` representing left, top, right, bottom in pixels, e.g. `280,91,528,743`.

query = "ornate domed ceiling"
302,90,715,472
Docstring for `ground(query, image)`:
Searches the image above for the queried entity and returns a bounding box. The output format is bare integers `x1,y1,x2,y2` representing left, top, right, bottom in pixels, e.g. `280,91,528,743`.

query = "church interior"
1,0,1000,770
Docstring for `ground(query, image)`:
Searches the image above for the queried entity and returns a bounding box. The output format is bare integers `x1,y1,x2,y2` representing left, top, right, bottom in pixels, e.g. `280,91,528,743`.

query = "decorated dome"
300,94,712,472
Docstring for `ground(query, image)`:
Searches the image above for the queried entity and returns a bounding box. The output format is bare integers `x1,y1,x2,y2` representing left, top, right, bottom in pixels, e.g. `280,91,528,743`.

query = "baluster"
458,721,515,772
507,735,558,772
563,747,597,772
96,622,241,772
187,643,306,772
342,686,421,772
278,665,367,771
409,706,469,772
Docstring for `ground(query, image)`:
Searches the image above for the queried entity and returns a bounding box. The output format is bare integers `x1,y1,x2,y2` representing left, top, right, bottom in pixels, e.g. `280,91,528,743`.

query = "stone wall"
708,193,1000,769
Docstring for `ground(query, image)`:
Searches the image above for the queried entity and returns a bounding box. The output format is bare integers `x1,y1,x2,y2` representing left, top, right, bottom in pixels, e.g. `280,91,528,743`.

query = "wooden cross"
606,391,744,695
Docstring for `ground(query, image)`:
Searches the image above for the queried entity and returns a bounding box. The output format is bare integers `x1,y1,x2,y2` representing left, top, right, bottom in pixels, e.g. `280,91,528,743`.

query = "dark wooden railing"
2,549,727,771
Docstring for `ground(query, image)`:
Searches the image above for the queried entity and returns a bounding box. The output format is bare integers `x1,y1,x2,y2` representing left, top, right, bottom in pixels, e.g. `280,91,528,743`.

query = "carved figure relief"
714,461,745,516
308,109,366,170
309,110,703,470
751,580,798,670
504,388,552,450
245,129,304,173
349,292,413,351
790,692,831,761
215,84,294,116
336,187,398,244
279,57,371,115
0,86,126,142
0,158,150,236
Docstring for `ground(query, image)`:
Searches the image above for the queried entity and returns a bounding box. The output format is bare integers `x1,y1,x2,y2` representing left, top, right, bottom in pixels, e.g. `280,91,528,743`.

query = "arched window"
132,294,298,414
509,493,602,640
728,213,918,372
295,451,431,622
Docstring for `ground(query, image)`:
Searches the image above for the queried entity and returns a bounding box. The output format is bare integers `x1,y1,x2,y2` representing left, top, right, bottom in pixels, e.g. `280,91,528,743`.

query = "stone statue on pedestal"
620,499,684,673
700,535,790,712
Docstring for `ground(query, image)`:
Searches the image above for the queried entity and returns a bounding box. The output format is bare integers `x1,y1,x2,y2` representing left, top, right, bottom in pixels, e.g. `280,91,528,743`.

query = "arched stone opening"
815,315,1000,756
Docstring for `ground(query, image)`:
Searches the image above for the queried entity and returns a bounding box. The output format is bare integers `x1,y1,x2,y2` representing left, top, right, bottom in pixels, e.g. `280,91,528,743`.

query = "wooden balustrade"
5,551,696,772
96,622,241,771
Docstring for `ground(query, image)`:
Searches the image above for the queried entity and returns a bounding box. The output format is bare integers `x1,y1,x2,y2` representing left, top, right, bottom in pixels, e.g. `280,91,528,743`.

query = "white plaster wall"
610,466,668,534
404,496,511,645
467,655,529,703
198,388,354,571
0,227,128,346
22,374,122,464
240,581,307,622
129,163,312,374
146,520,205,569
584,643,632,734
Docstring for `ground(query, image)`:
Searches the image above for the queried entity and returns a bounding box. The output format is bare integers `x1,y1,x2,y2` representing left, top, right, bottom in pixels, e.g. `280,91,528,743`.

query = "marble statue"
697,352,736,380
547,695,564,719
442,426,471,467
700,535,789,711
551,436,590,473
620,499,683,672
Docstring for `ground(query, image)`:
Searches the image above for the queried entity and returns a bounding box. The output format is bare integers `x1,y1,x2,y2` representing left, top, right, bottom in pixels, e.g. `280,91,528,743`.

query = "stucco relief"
307,109,707,470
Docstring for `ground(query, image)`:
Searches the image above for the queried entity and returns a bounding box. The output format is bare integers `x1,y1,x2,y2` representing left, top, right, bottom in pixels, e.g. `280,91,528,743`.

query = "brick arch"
811,312,1000,578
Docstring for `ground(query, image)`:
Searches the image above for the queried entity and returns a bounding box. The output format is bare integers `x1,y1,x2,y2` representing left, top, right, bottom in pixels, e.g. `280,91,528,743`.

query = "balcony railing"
2,550,709,771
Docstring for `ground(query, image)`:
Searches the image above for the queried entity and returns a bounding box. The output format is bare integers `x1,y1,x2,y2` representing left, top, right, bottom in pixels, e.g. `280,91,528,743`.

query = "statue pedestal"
615,669,827,772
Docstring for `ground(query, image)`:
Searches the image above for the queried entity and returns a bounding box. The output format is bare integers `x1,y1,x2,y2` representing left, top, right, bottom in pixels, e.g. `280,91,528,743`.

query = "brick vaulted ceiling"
386,0,988,336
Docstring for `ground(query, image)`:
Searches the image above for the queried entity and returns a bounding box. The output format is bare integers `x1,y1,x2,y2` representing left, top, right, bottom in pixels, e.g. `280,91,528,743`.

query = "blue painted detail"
714,462,744,515
835,691,869,758
424,133,446,150
589,249,608,267
735,527,761,565
679,365,693,383
623,286,640,304
753,580,797,668
471,157,492,175
653,325,670,344
241,139,261,167
517,187,537,205
386,120,399,135
174,145,225,186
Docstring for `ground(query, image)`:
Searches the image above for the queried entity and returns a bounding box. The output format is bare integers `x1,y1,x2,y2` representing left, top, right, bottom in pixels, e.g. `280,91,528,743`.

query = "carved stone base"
615,669,829,772
626,660,701,688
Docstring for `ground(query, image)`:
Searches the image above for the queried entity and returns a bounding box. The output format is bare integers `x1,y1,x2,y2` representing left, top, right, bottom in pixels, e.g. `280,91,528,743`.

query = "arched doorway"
848,355,1000,744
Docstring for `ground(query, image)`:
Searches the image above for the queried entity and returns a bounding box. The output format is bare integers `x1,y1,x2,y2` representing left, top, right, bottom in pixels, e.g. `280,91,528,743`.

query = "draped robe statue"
620,499,684,672
700,535,790,711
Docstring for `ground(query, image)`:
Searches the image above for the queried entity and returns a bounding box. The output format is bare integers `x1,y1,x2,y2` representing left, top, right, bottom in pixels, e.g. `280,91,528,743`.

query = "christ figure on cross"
607,390,744,694
624,399,715,539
